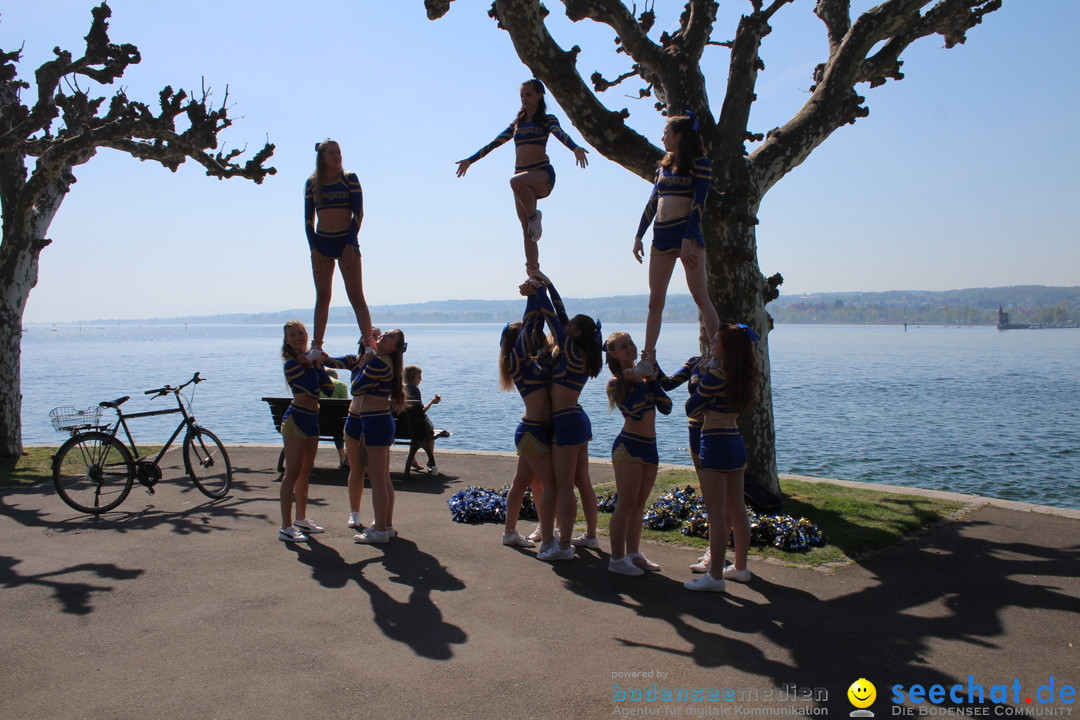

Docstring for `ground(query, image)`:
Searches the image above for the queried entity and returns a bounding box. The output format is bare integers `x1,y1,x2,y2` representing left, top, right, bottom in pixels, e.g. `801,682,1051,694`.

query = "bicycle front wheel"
53,432,135,514
183,428,232,498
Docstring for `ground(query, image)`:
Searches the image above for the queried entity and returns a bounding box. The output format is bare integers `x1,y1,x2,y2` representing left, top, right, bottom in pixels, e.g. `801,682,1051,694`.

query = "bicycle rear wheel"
53,432,135,514
183,427,232,498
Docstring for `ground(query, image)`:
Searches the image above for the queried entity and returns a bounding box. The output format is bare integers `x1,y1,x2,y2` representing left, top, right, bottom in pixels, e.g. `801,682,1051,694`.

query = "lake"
19,321,1080,510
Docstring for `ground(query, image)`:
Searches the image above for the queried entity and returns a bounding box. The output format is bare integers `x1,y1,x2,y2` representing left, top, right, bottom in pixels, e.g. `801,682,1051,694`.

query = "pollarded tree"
0,2,276,462
425,0,1000,494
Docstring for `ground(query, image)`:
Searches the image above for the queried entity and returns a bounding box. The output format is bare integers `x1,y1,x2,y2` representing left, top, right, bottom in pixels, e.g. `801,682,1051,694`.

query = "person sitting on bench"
404,364,441,476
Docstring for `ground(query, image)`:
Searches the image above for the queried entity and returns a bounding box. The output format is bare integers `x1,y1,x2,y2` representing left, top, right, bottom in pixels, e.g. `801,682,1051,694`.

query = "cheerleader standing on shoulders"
535,280,603,560
632,113,720,376
456,79,589,283
278,321,335,543
497,281,557,549
683,324,759,592
604,331,672,575
305,139,373,357
324,328,408,544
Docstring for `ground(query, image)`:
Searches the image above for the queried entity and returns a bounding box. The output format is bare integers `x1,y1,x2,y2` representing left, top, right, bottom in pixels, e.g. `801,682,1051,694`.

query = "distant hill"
47,285,1080,327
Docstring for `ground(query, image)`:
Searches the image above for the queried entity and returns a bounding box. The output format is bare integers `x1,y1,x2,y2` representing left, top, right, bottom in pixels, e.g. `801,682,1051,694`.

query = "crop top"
304,172,364,246
465,114,581,163
616,379,673,422
283,359,335,400
324,354,393,400
635,157,712,241
535,283,594,393
684,361,738,416
508,291,553,399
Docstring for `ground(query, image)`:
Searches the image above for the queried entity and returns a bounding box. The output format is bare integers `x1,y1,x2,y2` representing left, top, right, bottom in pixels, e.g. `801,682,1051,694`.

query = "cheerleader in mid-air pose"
456,79,588,283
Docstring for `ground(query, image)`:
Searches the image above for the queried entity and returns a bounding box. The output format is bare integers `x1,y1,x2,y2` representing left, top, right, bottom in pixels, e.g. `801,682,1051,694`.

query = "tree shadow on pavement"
555,508,1080,709
0,555,144,616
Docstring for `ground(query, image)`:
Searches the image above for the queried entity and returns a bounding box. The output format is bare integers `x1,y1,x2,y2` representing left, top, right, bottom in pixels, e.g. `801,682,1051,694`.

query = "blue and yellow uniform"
304,172,364,259
324,353,397,447
465,114,582,196
611,379,672,465
685,361,747,472
635,157,712,254
281,359,335,439
536,283,594,447
509,290,554,457
660,355,707,462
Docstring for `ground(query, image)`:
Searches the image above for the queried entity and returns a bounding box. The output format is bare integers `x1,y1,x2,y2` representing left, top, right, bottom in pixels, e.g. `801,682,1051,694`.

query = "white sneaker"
427,465,439,477
293,518,324,534
684,574,726,592
347,511,363,529
385,525,398,539
306,345,325,362
527,209,542,241
570,534,600,549
690,557,711,573
608,556,644,576
279,526,309,543
526,524,543,542
354,528,390,544
502,530,535,547
627,553,661,571
722,565,752,583
538,543,575,561
633,360,655,378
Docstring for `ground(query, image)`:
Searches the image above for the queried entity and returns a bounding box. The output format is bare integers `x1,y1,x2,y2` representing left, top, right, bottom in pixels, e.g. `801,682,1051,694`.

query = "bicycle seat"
101,396,130,409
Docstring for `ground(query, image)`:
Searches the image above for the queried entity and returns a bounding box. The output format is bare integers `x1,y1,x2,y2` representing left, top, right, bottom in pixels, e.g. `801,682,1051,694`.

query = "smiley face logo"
847,678,876,709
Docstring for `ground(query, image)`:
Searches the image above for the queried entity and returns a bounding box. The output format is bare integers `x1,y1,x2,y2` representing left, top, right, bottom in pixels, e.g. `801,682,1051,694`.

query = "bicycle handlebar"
143,373,204,397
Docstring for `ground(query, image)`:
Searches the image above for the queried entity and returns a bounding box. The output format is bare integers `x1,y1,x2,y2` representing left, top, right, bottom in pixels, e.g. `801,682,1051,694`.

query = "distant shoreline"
23,284,1080,328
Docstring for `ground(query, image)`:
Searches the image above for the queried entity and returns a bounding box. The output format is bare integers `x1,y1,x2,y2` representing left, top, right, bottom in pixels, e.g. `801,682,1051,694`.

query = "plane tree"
0,2,275,461
424,0,1001,493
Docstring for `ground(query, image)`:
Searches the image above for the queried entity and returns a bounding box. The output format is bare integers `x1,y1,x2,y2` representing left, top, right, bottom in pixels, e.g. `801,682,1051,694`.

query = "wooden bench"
260,397,450,477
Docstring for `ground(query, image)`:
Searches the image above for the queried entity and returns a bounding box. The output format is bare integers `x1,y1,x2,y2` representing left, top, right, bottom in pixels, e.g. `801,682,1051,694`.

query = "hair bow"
594,318,603,346
735,323,759,344
500,322,511,344
400,341,408,353
685,110,699,132
314,142,322,152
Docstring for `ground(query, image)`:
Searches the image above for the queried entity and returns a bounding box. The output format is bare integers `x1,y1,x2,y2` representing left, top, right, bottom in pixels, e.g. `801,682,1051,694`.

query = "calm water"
19,322,1080,510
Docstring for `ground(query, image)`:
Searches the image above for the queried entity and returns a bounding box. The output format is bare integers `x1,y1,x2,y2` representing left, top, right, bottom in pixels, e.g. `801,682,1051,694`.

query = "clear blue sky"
6,0,1079,322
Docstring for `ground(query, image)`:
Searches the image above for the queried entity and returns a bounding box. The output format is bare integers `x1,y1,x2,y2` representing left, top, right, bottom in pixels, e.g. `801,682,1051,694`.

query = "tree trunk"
703,193,779,495
0,227,46,461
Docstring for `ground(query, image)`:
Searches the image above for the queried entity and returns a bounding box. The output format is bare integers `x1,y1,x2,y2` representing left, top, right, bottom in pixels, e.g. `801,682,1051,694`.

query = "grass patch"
1,445,166,488
0,447,57,487
588,467,968,568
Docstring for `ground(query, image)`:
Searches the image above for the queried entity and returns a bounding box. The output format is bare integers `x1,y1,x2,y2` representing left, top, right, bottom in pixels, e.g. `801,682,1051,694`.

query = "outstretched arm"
457,121,516,176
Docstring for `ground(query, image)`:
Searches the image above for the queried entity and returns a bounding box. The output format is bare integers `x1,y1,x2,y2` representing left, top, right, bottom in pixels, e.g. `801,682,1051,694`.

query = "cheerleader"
457,79,588,282
278,321,335,543
683,324,759,592
534,281,603,560
604,331,672,575
324,328,407,544
632,114,720,376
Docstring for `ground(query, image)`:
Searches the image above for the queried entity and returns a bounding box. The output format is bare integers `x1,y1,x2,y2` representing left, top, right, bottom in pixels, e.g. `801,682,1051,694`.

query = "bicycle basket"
49,406,102,432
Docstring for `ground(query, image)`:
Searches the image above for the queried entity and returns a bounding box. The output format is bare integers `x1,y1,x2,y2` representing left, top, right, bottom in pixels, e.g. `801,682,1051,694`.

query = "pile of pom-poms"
447,485,538,524
603,485,827,552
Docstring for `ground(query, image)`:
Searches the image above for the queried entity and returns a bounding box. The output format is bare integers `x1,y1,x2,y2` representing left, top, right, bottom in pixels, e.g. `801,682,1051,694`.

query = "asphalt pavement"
1,445,1077,719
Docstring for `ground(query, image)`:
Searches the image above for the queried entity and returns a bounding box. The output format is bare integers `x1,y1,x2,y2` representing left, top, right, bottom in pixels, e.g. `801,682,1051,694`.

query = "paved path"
1,447,1077,719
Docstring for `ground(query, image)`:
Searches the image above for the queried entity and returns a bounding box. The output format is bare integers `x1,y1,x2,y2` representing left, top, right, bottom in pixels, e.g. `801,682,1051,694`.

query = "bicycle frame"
101,374,203,464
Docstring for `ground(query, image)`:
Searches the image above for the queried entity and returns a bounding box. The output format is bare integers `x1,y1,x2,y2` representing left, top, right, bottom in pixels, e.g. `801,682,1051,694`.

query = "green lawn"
586,468,968,568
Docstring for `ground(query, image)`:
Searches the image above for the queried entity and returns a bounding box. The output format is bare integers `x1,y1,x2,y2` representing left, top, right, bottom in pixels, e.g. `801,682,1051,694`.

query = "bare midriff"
657,196,692,223
316,207,352,233
292,392,319,412
515,145,549,168
702,409,738,429
551,385,581,412
522,389,551,423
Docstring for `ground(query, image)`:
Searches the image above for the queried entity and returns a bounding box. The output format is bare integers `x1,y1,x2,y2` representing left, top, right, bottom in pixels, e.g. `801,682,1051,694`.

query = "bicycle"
49,372,232,514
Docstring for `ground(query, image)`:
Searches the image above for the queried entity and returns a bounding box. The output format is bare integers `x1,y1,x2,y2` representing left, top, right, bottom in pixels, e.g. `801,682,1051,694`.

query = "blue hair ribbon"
594,319,603,346
686,110,699,132
400,341,408,353
735,323,758,344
